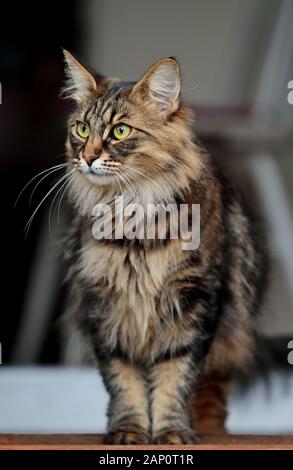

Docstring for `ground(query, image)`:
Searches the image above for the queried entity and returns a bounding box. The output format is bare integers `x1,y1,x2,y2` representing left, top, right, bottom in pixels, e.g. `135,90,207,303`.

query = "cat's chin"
82,171,114,187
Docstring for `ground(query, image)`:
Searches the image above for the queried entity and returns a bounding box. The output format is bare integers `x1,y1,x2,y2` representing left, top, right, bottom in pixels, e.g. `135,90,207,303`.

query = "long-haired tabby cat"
62,50,267,444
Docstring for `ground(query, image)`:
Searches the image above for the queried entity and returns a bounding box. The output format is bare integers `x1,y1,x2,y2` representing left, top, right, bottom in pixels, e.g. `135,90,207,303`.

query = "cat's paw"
153,428,199,445
104,426,150,445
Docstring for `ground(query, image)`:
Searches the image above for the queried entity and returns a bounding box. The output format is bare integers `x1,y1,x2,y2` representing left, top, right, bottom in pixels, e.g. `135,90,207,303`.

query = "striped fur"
62,51,268,444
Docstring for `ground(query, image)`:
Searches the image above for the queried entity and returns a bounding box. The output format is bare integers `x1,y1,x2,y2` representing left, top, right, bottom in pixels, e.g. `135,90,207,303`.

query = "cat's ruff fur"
62,50,267,444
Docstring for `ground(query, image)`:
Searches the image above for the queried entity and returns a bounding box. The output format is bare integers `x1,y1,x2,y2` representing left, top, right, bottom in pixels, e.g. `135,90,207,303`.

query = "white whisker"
57,171,78,223
24,170,74,238
48,169,77,234
14,162,71,207
123,165,164,193
29,164,72,207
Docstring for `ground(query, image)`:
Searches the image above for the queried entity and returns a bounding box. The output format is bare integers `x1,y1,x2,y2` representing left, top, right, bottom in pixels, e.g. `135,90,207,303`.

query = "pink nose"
84,139,102,165
84,154,98,166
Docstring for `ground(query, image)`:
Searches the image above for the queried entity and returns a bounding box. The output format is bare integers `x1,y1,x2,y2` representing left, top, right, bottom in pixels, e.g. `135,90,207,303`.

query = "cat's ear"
131,58,181,118
62,49,98,101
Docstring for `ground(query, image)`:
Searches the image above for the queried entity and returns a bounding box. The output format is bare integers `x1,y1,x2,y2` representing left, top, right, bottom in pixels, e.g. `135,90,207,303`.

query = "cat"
62,50,268,445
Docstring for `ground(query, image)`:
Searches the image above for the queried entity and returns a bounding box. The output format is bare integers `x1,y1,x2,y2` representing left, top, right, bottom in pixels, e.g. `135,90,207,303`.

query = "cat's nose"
84,154,98,166
84,139,102,165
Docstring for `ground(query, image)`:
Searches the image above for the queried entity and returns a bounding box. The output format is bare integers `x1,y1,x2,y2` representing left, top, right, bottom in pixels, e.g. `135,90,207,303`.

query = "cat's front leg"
150,353,199,445
99,358,151,445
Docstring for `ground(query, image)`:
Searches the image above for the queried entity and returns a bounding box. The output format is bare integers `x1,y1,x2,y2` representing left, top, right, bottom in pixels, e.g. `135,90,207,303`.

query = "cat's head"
63,50,200,209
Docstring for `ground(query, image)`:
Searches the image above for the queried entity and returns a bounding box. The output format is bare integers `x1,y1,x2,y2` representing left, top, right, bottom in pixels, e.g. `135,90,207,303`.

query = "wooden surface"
0,434,292,450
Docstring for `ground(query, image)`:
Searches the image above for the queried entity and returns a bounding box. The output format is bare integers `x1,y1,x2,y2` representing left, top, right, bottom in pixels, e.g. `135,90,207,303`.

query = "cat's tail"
235,334,292,388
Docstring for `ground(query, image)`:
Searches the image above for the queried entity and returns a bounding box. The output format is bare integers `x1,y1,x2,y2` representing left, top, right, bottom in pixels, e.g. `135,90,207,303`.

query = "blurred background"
0,0,292,434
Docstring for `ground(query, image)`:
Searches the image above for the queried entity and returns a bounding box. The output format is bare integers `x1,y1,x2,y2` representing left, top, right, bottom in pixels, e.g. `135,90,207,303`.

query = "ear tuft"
148,59,180,114
61,49,97,101
132,58,181,118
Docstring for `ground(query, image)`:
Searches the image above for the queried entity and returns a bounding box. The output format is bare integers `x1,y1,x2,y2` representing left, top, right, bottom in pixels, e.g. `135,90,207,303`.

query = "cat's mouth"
77,160,116,186
89,167,110,176
83,171,115,186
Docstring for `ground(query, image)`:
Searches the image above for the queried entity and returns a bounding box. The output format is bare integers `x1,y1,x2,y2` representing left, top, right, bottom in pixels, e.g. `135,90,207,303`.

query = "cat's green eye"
76,121,90,139
112,124,132,140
